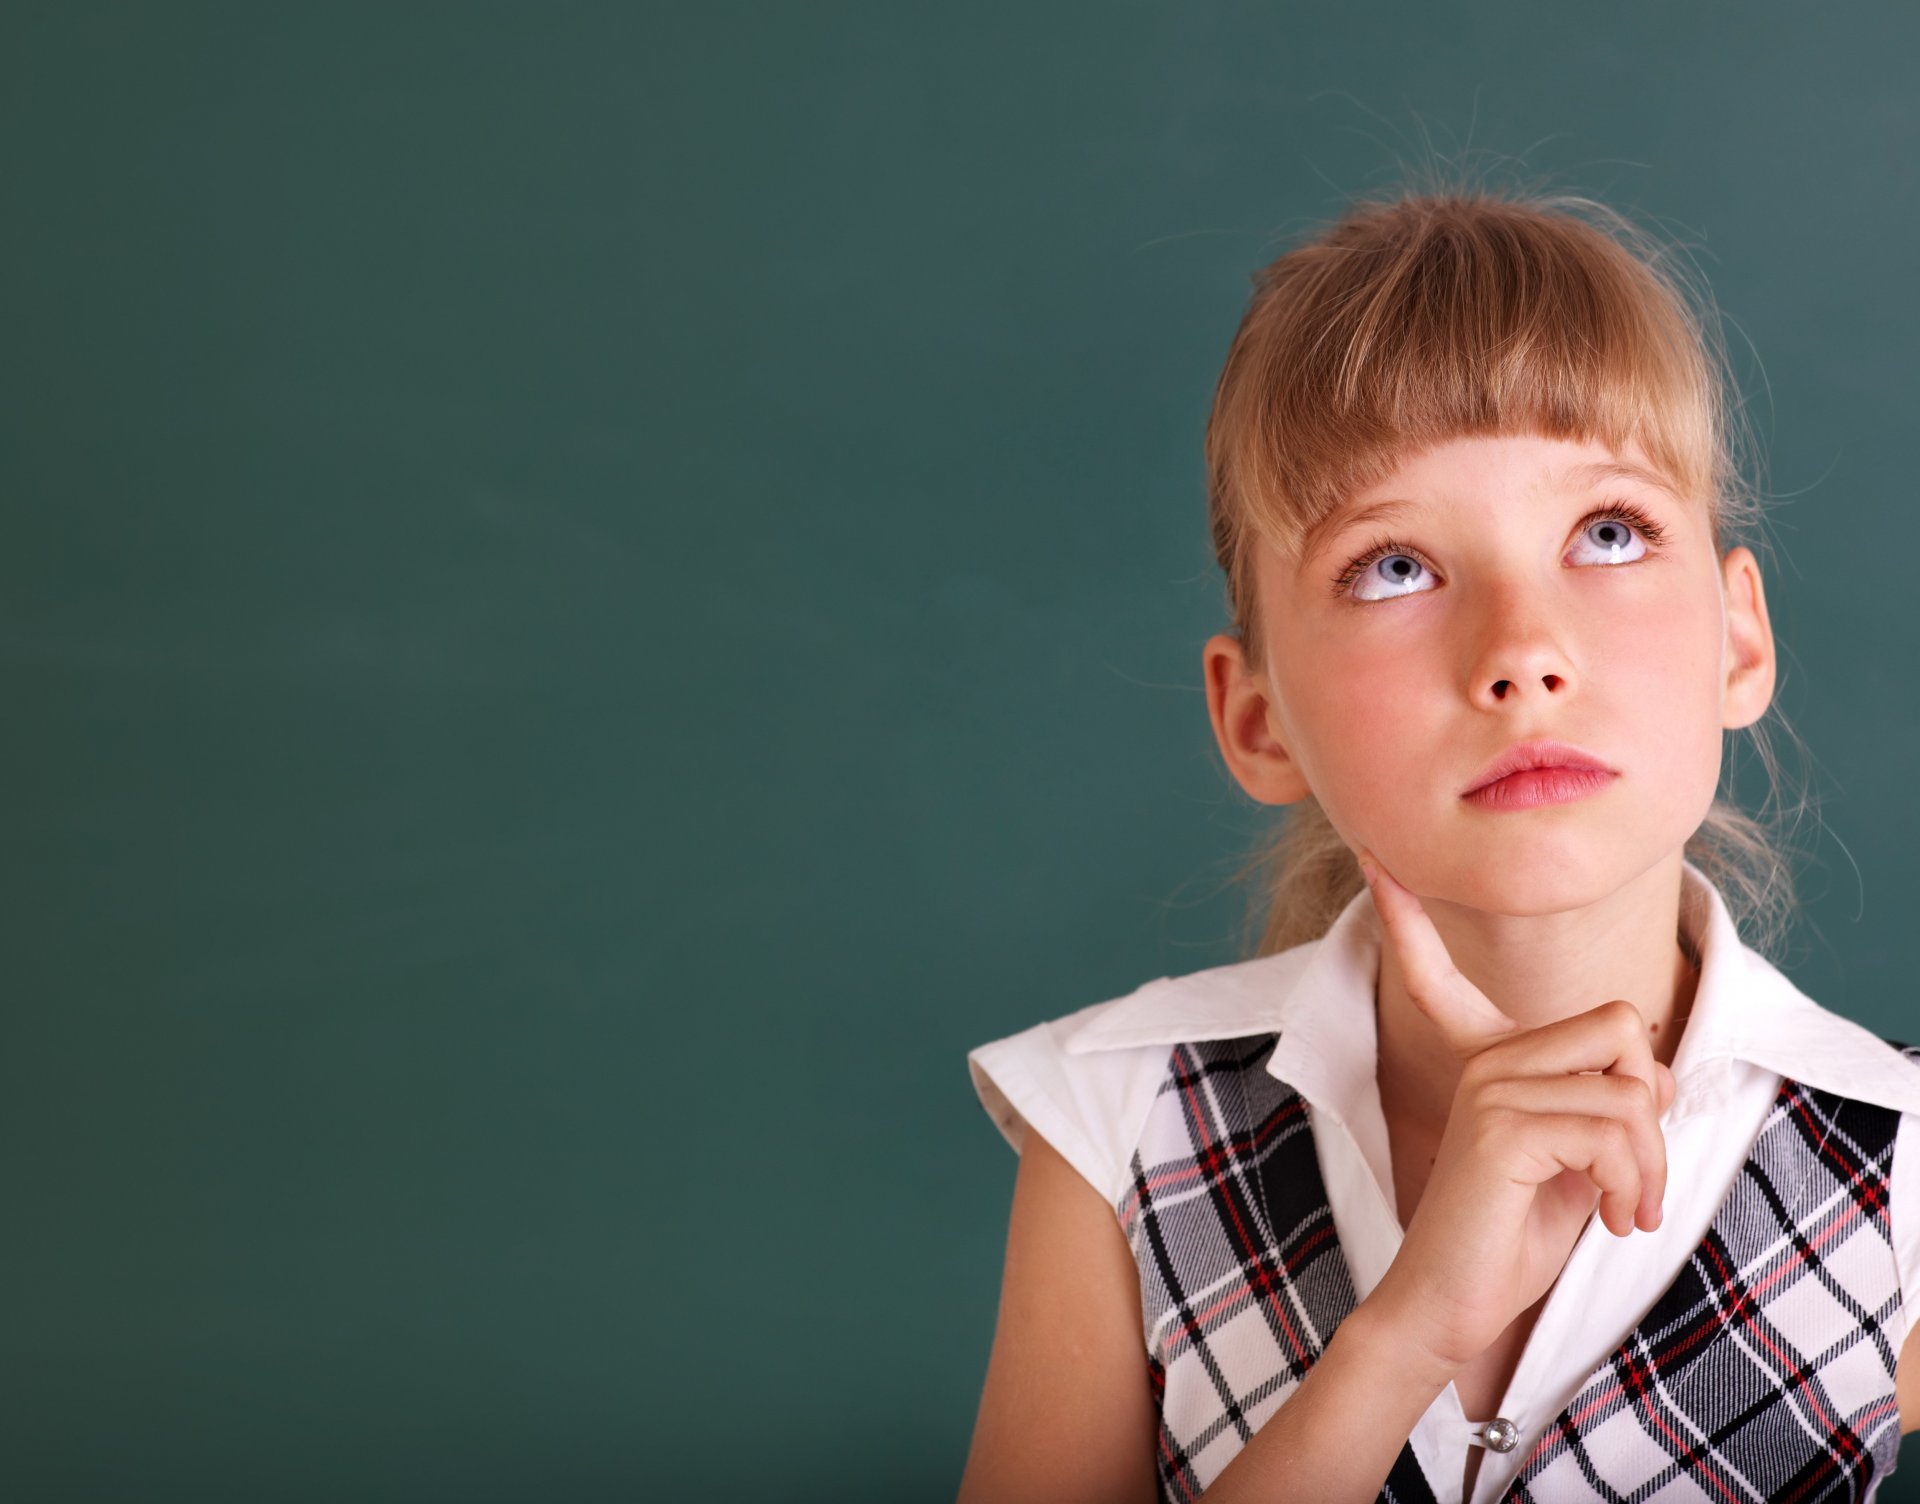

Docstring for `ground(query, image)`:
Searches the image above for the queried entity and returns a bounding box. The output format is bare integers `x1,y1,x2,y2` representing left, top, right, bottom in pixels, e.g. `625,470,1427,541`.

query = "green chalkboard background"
6,4,1918,1500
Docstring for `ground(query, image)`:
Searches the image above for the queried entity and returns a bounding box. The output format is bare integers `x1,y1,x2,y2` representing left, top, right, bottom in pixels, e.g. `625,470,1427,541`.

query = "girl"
957,183,1920,1504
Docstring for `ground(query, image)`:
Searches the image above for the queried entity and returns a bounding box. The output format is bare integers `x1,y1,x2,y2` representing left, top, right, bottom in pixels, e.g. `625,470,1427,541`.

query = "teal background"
5,4,1917,1499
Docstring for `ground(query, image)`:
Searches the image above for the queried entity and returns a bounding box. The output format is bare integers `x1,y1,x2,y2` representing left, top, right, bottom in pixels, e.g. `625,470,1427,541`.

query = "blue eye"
1346,548,1435,602
1572,515,1649,564
1330,501,1668,603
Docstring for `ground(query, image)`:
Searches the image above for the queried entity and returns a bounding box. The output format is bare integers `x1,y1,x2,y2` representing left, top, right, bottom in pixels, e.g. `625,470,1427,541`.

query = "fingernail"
1357,852,1377,885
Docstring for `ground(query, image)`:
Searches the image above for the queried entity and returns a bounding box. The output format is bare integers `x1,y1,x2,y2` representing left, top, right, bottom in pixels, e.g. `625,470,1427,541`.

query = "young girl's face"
1211,431,1776,914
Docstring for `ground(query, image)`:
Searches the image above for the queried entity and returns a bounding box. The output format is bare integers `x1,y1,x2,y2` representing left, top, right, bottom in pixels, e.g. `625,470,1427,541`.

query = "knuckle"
1458,1052,1505,1096
1602,998,1643,1036
1594,1116,1632,1156
1476,1076,1524,1110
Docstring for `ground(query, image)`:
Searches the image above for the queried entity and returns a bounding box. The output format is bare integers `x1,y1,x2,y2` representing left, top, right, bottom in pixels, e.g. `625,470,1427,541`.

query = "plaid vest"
1123,1033,1909,1503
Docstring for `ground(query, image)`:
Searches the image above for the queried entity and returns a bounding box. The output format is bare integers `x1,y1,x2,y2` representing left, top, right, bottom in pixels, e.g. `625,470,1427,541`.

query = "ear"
1202,633,1314,805
1719,546,1776,731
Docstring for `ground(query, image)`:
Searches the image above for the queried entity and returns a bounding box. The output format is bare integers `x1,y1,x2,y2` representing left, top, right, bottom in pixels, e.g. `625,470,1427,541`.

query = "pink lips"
1461,739,1617,811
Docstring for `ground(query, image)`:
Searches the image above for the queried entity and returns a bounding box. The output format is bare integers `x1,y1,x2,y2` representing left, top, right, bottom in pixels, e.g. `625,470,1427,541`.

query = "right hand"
1354,846,1678,1375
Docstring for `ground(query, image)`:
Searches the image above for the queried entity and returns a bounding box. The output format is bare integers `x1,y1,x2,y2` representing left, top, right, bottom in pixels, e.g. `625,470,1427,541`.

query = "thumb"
1357,846,1520,1057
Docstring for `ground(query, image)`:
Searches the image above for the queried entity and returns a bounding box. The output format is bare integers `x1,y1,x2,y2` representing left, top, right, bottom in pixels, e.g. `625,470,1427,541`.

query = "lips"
1462,739,1615,796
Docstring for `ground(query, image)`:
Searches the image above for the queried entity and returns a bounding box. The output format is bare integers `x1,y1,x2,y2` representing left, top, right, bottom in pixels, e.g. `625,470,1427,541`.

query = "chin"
1394,842,1647,918
1450,872,1618,918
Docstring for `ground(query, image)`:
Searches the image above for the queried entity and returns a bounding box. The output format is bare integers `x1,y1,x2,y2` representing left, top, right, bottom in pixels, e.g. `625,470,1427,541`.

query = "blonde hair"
1205,174,1813,962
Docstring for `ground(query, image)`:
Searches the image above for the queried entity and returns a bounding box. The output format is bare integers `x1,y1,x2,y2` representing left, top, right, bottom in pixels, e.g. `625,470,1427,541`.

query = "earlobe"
1720,547,1777,731
1202,633,1313,805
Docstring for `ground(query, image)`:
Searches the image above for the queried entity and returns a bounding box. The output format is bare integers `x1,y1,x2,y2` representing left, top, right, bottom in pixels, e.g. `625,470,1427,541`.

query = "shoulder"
964,990,1184,1214
965,944,1323,1209
1734,963,1920,1121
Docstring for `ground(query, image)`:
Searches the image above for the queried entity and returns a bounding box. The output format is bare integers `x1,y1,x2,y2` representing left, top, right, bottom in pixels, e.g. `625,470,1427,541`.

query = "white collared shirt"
966,862,1920,1504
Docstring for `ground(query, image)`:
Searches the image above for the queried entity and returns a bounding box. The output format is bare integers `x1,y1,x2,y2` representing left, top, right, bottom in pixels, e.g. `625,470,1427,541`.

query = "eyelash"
1329,499,1671,600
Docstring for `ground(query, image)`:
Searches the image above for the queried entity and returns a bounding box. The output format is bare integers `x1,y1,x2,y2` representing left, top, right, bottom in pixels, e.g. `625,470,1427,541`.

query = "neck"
1373,855,1701,1143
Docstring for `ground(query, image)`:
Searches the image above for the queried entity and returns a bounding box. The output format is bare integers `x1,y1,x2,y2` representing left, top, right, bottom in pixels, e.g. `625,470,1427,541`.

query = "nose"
1465,594,1576,709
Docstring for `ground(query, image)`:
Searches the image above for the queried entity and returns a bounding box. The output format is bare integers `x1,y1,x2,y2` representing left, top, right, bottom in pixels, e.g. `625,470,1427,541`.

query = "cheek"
1280,638,1452,808
1587,586,1729,808
1597,587,1724,724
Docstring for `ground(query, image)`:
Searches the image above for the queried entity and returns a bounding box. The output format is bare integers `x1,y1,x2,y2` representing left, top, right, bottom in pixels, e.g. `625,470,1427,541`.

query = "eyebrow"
1297,498,1417,565
1559,459,1682,497
1298,457,1682,565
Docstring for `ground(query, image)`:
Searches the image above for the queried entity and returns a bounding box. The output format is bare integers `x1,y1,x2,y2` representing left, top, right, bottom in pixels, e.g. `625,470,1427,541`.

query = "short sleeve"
965,1007,1169,1211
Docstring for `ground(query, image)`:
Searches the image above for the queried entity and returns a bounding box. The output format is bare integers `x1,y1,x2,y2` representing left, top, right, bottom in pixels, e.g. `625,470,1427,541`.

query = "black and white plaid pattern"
1118,1034,1907,1503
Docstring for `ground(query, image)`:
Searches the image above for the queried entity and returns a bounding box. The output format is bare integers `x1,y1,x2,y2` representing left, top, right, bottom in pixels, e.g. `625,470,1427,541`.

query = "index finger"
1357,846,1520,1057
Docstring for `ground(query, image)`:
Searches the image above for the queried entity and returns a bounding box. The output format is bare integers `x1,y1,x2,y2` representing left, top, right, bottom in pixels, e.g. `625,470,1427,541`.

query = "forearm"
1197,1295,1457,1503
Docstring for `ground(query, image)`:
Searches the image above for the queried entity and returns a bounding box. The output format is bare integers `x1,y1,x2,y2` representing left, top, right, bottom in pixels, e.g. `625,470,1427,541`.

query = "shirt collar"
1666,860,1920,1120
1060,860,1920,1124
